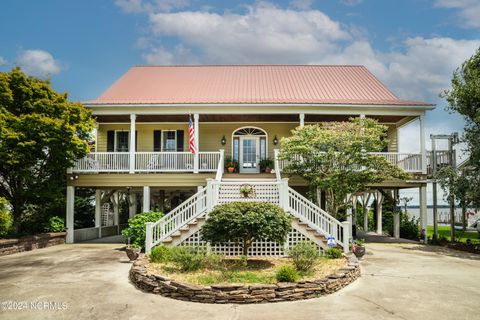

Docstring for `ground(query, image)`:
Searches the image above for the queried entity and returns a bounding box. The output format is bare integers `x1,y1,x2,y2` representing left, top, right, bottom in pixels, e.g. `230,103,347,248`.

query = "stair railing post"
206,178,214,212
341,221,350,253
145,222,153,254
280,178,289,211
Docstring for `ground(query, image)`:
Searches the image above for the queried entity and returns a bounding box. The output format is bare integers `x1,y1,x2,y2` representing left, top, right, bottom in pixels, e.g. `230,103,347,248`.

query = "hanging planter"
239,184,254,198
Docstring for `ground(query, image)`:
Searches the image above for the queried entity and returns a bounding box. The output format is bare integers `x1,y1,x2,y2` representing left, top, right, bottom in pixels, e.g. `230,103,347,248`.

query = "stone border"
0,232,66,257
130,255,360,304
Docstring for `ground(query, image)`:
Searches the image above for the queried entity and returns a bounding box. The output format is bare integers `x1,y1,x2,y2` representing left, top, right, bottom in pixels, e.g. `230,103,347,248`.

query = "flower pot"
126,247,141,261
353,246,365,259
265,167,272,173
241,192,250,198
227,167,235,173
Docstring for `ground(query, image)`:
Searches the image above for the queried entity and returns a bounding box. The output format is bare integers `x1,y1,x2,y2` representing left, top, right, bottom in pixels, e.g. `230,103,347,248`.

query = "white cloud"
435,0,480,28
16,49,62,78
0,56,6,66
339,0,363,6
148,2,350,64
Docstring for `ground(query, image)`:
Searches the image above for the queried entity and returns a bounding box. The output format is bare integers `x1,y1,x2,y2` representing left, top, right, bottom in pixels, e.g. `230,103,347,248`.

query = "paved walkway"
0,242,478,320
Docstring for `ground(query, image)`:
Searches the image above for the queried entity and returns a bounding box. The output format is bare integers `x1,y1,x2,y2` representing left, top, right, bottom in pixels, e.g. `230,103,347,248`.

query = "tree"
442,47,480,207
280,118,409,216
201,202,291,256
0,68,95,233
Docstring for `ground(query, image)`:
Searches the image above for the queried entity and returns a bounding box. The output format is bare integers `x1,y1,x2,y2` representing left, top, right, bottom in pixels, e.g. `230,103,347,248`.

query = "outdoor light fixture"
273,135,278,145
221,135,227,145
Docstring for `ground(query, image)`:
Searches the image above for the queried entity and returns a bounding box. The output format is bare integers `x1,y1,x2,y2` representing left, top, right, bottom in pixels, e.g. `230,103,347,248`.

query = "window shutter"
153,130,161,152
176,130,184,152
107,131,114,152
135,130,138,152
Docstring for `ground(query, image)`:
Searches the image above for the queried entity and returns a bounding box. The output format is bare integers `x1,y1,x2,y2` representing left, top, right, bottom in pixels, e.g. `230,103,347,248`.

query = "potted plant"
239,184,253,197
352,238,365,259
259,158,274,173
224,157,238,173
125,236,141,261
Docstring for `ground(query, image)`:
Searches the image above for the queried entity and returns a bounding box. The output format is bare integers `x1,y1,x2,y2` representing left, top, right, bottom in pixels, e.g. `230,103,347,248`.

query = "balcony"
72,151,222,173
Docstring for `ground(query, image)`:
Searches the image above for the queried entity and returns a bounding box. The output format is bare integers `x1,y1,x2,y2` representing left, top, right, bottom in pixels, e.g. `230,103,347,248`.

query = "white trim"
231,126,268,160
96,121,399,125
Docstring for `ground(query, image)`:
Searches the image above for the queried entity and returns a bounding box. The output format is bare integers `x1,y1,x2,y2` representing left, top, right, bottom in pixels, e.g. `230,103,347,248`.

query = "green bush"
324,247,343,259
170,246,206,272
121,211,164,249
201,202,291,256
288,241,319,272
202,253,225,270
275,265,299,282
149,245,172,263
0,198,13,238
44,216,65,233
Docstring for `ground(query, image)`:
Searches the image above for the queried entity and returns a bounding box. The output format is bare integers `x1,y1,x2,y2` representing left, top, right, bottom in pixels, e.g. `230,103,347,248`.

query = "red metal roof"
86,65,433,106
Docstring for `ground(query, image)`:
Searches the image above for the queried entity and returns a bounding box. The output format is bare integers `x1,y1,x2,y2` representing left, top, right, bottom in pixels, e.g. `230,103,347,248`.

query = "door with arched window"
232,127,267,173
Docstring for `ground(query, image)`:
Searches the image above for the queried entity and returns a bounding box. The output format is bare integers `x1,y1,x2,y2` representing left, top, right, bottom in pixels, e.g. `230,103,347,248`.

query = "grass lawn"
427,226,480,244
147,257,346,285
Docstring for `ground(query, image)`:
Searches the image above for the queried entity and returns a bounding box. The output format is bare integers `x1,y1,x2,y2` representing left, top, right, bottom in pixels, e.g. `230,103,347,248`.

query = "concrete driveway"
0,242,479,320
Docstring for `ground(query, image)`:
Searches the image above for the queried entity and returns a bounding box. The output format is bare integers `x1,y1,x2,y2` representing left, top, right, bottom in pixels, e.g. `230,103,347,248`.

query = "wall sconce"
273,135,278,145
221,135,227,146
69,175,79,181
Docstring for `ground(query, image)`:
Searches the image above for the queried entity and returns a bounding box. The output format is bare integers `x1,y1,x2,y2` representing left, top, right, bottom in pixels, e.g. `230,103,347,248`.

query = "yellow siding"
96,122,398,154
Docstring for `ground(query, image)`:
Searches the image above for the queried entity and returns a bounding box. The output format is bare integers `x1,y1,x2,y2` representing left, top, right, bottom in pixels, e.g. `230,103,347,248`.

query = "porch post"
130,114,136,174
419,115,427,174
341,221,350,253
66,186,75,243
193,113,199,173
113,192,119,234
143,186,150,212
299,113,305,127
95,189,101,239
376,191,384,235
419,184,428,242
129,193,137,219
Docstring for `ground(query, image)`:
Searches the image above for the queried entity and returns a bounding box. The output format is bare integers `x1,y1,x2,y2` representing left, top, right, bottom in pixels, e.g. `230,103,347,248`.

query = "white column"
143,186,150,212
193,113,199,173
113,192,119,229
95,189,101,228
341,221,351,253
419,115,427,174
376,191,384,235
299,113,305,127
394,212,400,238
129,193,137,219
129,114,136,174
419,185,428,242
280,178,289,211
66,186,75,243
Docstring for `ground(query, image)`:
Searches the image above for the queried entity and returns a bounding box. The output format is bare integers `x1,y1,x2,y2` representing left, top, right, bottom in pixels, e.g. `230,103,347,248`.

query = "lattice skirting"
217,184,280,204
180,227,322,257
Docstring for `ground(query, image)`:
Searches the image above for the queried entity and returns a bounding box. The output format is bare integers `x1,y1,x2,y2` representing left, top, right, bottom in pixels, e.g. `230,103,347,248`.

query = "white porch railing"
73,152,130,172
275,150,423,173
145,186,209,253
72,151,222,173
288,187,349,252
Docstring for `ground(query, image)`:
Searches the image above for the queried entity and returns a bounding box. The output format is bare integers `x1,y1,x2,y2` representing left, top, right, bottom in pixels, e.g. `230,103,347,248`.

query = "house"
66,65,435,254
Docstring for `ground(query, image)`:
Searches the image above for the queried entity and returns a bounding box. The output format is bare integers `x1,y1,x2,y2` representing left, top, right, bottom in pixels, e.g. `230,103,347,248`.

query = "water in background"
407,207,479,226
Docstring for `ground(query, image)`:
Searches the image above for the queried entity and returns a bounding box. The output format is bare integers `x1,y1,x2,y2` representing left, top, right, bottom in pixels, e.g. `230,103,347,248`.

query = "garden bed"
130,254,360,304
0,232,66,256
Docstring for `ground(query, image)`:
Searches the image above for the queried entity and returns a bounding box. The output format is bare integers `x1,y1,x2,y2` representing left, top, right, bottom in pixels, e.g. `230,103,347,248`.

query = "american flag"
188,115,196,154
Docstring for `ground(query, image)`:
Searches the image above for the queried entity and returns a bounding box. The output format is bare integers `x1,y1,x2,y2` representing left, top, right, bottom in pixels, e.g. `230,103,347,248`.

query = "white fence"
73,151,222,173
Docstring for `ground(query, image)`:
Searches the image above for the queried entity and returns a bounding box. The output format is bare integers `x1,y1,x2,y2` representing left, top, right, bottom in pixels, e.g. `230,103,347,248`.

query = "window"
115,131,129,152
162,130,177,151
233,137,240,161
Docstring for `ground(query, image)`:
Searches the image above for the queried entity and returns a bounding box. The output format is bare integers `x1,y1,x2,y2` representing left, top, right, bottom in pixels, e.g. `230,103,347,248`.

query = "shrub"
0,198,13,238
44,216,65,233
202,253,225,270
121,211,164,249
170,246,206,272
201,202,291,256
288,241,319,272
149,245,172,263
324,247,343,259
275,265,299,282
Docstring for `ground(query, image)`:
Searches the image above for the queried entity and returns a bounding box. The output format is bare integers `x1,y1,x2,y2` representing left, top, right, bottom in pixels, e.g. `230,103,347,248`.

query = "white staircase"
145,153,351,254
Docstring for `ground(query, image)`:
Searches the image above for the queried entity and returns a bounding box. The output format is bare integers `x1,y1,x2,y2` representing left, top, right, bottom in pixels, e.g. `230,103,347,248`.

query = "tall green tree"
280,118,409,216
442,47,480,207
0,68,94,233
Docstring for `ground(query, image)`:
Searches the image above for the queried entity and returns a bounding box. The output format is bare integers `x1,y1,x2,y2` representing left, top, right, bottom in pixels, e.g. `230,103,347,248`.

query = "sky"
1,0,479,205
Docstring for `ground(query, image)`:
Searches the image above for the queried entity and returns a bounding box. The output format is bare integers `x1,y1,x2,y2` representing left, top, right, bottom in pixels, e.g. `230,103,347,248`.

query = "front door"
240,137,260,173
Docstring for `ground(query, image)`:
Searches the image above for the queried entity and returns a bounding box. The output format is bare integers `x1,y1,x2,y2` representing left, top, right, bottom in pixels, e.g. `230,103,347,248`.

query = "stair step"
162,237,173,243
171,231,182,238
187,221,198,226
179,226,190,231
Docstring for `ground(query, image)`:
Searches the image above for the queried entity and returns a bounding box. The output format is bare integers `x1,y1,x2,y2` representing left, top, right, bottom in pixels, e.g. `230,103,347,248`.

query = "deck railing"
73,151,222,173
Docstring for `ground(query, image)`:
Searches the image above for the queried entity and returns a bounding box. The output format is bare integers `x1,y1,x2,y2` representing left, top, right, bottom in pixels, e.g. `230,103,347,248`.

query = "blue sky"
1,0,479,205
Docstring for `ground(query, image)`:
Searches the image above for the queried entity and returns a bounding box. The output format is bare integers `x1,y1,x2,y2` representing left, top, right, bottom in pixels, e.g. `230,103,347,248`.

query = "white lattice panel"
218,182,280,204
179,227,321,257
